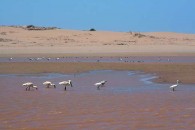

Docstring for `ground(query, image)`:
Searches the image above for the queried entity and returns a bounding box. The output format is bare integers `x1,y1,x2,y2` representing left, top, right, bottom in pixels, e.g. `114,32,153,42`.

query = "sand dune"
0,26,195,56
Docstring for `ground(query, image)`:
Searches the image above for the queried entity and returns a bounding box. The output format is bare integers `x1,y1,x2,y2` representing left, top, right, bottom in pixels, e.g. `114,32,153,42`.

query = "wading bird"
22,82,38,91
100,80,107,86
59,80,73,91
94,80,107,90
9,58,13,61
43,81,56,88
170,80,180,91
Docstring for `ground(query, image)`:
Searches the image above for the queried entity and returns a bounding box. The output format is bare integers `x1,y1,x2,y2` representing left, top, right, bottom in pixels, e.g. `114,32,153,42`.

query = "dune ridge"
1,26,195,57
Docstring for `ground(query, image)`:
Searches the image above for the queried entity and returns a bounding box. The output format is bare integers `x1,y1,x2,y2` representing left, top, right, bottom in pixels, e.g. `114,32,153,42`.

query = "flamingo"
43,81,56,88
94,80,107,90
59,80,73,91
22,82,38,91
170,80,180,91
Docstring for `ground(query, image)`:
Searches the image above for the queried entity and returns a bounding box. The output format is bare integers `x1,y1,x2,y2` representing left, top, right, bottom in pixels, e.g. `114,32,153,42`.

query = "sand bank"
0,62,195,84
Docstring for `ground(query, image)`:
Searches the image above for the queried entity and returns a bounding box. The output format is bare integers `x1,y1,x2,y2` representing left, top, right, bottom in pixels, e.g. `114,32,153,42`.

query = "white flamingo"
170,80,180,91
22,82,38,91
94,80,107,90
43,81,56,88
59,80,73,91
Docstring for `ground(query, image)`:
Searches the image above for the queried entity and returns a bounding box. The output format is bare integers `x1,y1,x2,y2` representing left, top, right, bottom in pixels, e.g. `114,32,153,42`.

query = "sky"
0,0,195,33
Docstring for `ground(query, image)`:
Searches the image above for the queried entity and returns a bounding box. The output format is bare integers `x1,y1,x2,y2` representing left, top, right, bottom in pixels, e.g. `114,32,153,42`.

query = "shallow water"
0,70,195,129
1,56,195,63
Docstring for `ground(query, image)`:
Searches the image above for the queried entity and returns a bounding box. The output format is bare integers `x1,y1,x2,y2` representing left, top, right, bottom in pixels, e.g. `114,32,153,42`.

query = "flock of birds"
22,80,107,91
11,56,179,92
8,57,172,63
22,79,179,92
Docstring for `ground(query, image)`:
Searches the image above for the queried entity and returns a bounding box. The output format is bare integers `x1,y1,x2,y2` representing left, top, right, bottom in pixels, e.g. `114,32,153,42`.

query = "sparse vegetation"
117,43,127,45
133,32,146,38
89,28,96,31
25,25,57,30
0,32,7,35
6,25,58,30
0,38,12,42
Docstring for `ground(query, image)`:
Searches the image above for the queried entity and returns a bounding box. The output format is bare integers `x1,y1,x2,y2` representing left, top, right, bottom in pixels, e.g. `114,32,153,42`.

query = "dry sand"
0,26,195,57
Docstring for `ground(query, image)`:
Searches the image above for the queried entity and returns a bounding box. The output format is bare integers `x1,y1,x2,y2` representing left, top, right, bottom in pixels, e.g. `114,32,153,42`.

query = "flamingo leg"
173,88,175,91
97,85,100,90
26,87,28,91
64,86,66,91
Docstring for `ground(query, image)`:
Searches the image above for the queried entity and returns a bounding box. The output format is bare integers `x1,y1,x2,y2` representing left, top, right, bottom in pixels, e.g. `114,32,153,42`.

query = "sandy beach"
1,26,195,57
0,26,195,129
1,26,195,83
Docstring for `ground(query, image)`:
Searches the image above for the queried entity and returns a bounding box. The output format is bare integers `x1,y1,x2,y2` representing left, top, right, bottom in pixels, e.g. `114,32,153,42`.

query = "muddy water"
1,56,195,63
0,70,195,130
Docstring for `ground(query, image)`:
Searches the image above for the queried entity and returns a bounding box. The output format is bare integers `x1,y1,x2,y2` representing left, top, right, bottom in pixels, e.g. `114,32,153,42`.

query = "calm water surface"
0,70,195,129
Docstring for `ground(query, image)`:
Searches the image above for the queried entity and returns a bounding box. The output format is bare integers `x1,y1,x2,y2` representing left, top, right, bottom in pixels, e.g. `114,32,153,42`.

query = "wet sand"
0,71,195,130
1,62,195,84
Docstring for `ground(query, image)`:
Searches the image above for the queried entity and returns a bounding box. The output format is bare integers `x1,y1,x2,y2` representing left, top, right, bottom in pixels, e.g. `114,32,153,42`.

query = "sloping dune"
0,26,195,56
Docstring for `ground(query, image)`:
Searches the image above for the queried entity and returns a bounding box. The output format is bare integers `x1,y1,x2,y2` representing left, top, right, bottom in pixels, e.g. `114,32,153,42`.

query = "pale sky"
0,0,195,33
